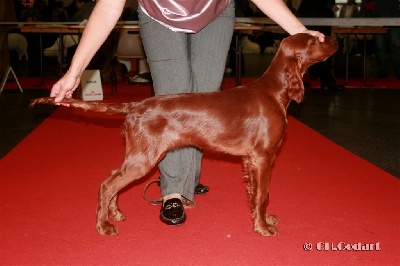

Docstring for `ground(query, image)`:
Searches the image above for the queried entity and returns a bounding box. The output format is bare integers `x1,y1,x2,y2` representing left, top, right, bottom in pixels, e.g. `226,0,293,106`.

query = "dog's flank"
31,33,338,237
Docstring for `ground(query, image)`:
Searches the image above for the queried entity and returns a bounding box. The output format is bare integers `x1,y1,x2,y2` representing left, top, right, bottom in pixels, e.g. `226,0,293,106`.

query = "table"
332,27,388,85
234,18,398,85
19,23,256,85
233,24,277,85
236,17,400,27
19,24,141,82
15,18,400,86
19,25,84,81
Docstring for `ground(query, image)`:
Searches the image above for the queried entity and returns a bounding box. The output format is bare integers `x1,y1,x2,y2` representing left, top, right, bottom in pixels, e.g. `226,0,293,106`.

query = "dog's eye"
309,38,317,46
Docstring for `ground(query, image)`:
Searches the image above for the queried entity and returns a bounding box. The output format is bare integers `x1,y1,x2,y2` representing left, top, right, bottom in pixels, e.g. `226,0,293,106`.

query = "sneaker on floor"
128,73,151,85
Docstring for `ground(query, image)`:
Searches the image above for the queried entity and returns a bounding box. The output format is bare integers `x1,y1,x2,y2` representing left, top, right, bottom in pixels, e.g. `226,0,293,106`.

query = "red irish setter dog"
31,33,338,236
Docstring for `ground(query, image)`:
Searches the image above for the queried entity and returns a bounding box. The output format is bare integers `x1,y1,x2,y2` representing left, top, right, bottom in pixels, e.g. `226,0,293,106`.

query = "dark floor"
1,52,399,178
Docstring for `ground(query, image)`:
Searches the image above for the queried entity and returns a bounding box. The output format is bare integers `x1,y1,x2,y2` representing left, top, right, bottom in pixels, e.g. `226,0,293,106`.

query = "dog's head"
277,33,338,103
281,33,338,71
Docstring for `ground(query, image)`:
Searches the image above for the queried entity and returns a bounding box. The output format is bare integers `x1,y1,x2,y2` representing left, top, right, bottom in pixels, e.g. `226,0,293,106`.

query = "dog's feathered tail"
30,97,131,115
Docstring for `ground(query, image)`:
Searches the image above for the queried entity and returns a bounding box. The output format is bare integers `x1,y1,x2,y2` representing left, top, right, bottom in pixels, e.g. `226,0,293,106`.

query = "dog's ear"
284,58,304,104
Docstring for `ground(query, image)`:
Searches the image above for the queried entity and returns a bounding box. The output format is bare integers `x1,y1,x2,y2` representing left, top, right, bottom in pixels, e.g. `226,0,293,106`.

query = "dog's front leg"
251,155,279,236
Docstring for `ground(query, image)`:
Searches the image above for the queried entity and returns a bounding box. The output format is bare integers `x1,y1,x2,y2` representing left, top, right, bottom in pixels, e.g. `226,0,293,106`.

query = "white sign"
79,70,103,101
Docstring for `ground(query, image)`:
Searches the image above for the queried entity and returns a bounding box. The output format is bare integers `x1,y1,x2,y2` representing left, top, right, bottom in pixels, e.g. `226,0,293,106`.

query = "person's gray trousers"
138,2,235,201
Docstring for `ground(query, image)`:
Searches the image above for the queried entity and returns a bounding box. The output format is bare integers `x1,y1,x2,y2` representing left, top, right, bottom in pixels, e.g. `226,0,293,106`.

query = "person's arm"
250,0,325,41
51,0,126,103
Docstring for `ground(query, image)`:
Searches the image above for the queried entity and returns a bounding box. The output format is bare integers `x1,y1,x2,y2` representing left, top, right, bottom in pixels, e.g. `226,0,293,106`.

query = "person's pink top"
138,0,230,33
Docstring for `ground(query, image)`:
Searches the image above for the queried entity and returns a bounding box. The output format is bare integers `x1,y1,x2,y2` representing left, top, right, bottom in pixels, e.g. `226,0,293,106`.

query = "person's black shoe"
321,83,345,91
195,183,209,194
160,198,186,226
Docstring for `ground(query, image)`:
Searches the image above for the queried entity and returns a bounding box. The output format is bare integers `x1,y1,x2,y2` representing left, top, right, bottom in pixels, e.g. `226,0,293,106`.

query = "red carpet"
0,83,398,265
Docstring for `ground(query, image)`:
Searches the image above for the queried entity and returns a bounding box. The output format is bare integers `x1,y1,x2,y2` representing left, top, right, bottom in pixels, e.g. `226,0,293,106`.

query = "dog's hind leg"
96,155,158,236
248,154,279,236
108,182,126,222
96,168,128,236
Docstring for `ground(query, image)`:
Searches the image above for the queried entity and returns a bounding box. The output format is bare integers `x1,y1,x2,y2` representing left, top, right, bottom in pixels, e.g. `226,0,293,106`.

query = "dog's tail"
30,97,131,115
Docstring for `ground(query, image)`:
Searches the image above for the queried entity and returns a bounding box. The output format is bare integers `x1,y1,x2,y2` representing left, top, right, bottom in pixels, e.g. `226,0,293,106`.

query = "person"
360,0,400,79
68,0,96,23
127,60,152,85
338,0,359,55
339,0,359,18
52,1,68,22
65,0,82,18
44,0,96,68
49,0,325,226
63,0,98,69
297,0,345,90
119,1,152,85
286,0,297,14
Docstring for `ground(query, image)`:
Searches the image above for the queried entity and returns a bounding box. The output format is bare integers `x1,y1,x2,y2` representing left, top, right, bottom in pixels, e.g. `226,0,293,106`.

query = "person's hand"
50,70,81,106
302,30,325,42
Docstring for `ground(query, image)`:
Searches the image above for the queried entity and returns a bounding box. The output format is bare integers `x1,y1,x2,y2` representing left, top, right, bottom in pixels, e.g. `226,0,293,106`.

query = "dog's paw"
254,224,279,236
253,215,279,236
266,214,279,226
109,209,126,222
96,221,119,236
